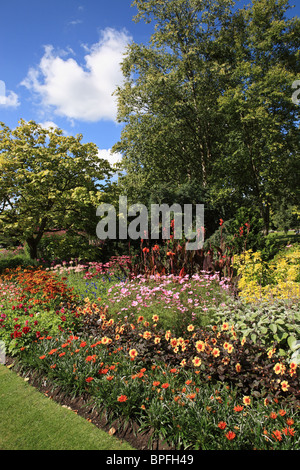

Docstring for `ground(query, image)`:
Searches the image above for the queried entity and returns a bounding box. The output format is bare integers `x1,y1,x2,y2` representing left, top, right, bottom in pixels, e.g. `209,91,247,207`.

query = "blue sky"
0,0,299,170
0,0,154,167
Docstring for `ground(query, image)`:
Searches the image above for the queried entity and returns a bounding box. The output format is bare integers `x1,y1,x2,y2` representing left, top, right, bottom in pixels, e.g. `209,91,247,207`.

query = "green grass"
0,364,135,450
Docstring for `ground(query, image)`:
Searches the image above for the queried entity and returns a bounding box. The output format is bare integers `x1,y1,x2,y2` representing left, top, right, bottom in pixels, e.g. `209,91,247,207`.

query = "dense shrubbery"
233,244,300,303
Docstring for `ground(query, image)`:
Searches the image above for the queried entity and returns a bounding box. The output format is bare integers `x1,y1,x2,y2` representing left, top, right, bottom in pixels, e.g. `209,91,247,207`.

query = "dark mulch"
4,355,175,451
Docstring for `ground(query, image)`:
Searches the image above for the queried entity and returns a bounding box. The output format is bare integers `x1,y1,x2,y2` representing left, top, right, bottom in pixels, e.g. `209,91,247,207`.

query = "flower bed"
0,266,299,450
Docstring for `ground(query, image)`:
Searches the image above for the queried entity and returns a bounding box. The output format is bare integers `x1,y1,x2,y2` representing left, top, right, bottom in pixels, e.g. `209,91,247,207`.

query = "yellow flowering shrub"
233,245,300,303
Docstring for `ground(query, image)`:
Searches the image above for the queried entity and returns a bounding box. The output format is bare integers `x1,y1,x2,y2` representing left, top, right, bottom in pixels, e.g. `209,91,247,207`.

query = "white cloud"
38,120,59,129
98,148,122,167
0,80,20,108
21,28,132,122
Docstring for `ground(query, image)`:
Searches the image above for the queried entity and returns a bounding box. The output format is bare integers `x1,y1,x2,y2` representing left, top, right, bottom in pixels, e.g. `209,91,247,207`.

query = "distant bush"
0,255,38,274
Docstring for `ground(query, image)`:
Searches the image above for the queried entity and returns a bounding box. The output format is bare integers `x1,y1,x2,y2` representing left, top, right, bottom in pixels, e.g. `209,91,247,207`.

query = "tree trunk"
261,203,270,236
26,236,39,260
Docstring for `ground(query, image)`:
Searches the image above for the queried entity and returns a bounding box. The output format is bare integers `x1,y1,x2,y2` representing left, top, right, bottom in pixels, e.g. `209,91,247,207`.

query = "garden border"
4,355,175,451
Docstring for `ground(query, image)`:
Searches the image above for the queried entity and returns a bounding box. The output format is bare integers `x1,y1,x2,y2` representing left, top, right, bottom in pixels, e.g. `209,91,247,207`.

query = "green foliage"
0,255,38,274
209,299,300,362
114,0,300,234
0,120,112,259
37,231,103,263
233,244,300,303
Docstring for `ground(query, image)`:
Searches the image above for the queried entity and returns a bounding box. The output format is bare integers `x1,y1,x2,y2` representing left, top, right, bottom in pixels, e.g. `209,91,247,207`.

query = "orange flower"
48,348,57,355
153,381,160,387
233,405,243,412
225,431,236,440
161,383,169,389
286,418,294,426
117,395,127,402
272,430,282,441
218,421,227,430
85,377,93,382
235,363,242,373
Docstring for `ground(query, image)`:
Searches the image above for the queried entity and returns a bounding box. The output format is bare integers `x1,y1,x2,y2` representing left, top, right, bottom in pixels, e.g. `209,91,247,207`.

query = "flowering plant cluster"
0,267,81,354
233,245,300,303
16,305,299,450
0,258,299,450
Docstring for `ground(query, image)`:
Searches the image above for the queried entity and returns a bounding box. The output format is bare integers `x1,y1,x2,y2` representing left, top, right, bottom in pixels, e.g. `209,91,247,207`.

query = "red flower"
85,377,93,382
22,326,31,334
142,247,149,253
225,431,236,440
117,395,128,402
219,219,224,226
218,421,227,430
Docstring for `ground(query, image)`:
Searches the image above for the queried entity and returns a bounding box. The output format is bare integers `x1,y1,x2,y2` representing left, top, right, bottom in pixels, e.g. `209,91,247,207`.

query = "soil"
4,355,175,451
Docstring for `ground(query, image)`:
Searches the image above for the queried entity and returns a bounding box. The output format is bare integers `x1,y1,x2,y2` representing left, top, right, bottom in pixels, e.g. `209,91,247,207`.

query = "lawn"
0,363,134,450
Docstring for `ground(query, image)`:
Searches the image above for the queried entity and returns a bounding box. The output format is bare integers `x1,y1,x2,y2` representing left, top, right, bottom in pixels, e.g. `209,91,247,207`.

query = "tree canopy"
113,0,300,233
0,120,112,258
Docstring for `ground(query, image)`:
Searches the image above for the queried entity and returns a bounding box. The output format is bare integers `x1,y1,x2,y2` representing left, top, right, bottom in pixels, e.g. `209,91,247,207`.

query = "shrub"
233,245,300,303
208,299,300,363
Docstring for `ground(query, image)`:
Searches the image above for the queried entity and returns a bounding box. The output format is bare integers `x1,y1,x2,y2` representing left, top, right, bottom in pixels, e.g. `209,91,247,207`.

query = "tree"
113,0,235,193
113,0,300,234
214,0,300,234
0,120,112,259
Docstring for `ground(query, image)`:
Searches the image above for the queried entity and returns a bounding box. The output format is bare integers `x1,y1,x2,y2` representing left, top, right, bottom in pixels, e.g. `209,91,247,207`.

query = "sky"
0,0,154,168
0,0,299,171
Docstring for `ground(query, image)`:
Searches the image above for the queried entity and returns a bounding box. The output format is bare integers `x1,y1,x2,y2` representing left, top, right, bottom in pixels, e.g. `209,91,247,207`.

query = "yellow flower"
243,396,251,406
192,356,202,367
281,380,290,392
129,349,138,359
212,348,220,358
195,340,205,352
